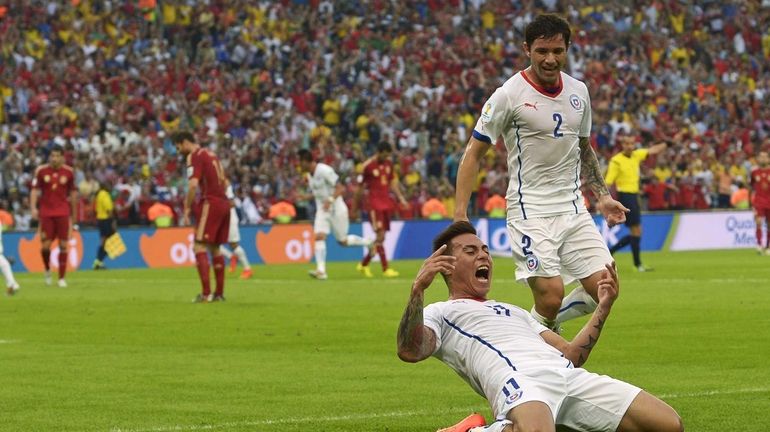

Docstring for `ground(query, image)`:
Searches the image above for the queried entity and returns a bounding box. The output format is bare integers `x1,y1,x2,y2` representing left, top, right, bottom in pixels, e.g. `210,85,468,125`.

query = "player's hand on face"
413,244,456,292
597,262,619,307
597,196,629,227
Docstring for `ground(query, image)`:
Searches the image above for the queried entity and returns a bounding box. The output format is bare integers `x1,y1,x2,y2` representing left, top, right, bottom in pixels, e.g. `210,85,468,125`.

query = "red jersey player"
30,145,77,287
172,131,231,302
750,151,770,254
356,142,408,277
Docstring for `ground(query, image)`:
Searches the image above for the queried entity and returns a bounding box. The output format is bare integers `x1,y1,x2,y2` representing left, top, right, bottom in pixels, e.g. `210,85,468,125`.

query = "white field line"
110,387,770,432
0,339,18,344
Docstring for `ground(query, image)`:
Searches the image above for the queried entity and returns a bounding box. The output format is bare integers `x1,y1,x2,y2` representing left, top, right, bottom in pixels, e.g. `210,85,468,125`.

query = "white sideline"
110,387,769,432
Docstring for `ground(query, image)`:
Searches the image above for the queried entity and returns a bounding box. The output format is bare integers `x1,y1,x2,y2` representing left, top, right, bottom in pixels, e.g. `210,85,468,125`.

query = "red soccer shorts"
40,215,70,242
369,209,392,232
195,199,230,245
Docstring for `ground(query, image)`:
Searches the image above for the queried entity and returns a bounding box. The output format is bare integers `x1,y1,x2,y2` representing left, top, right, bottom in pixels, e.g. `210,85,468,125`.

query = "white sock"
0,255,17,287
556,286,598,324
219,246,233,259
315,240,326,273
530,305,558,330
233,245,250,268
344,234,369,246
471,420,512,432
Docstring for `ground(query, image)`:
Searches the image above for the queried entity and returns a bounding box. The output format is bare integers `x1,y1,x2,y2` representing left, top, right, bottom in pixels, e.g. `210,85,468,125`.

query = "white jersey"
424,299,572,403
473,70,592,220
308,163,340,207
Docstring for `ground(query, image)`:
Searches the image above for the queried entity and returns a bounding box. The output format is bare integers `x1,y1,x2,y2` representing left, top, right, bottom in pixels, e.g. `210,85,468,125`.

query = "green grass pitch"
1,249,769,431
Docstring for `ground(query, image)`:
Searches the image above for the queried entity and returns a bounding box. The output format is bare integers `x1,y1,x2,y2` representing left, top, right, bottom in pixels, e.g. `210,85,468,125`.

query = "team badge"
44,175,51,183
526,255,539,272
59,176,68,184
505,389,523,405
373,169,380,176
481,101,495,122
569,94,581,110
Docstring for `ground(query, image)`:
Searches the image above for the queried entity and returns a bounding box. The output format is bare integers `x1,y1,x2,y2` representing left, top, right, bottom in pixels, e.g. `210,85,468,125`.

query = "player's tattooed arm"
574,315,606,367
579,137,610,198
397,288,436,363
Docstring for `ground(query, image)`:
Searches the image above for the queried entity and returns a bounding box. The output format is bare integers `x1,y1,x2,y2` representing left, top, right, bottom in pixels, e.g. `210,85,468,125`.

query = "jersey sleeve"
473,88,508,144
423,303,444,355
188,153,201,180
32,167,42,189
579,89,592,138
633,148,649,162
322,165,339,187
524,308,551,335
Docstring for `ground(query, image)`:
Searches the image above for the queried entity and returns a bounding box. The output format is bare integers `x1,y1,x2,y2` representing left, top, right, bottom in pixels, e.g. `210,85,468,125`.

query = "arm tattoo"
579,138,609,197
397,290,427,356
575,317,605,367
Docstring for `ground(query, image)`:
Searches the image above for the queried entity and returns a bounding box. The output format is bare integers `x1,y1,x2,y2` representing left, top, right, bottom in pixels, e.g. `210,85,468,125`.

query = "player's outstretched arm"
453,137,489,222
397,245,455,363
541,262,618,367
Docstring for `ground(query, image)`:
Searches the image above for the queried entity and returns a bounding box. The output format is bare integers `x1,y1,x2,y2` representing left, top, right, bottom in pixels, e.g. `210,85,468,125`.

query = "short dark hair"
433,221,477,254
297,148,313,163
170,130,195,144
50,145,64,154
524,14,571,49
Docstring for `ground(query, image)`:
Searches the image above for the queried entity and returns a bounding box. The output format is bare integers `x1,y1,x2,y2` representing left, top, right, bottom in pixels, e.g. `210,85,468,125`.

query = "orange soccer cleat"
436,413,486,432
240,268,253,279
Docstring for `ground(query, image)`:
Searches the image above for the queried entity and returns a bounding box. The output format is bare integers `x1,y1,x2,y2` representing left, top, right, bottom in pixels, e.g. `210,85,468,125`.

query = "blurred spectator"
269,200,296,224
147,200,174,228
484,192,507,219
421,197,448,220
731,182,751,209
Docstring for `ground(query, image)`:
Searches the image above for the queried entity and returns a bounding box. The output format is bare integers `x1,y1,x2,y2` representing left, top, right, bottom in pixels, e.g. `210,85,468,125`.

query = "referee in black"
93,181,117,270
604,133,667,271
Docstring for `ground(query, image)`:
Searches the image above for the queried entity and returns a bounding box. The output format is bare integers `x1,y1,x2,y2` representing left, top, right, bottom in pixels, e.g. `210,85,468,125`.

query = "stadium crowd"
1,0,770,230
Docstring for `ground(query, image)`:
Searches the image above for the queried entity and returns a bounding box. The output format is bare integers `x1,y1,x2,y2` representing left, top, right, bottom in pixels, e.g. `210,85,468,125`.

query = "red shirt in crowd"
188,148,228,202
32,164,75,217
360,157,395,211
750,167,770,209
643,182,668,210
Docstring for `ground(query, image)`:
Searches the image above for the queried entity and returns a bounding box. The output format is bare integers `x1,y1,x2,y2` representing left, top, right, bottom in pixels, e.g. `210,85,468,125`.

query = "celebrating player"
218,181,253,280
30,145,77,287
356,142,408,278
172,131,230,303
397,221,683,432
750,150,770,254
453,14,628,331
298,149,372,280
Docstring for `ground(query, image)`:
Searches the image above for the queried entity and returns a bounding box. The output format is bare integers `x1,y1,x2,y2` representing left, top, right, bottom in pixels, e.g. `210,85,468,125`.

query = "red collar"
521,69,563,97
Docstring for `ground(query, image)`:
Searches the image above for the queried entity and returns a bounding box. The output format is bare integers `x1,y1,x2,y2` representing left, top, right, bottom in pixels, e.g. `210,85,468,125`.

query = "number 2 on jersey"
552,113,563,137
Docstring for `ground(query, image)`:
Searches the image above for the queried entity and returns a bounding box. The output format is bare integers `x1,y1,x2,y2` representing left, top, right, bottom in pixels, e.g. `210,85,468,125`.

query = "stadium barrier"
0,211,752,273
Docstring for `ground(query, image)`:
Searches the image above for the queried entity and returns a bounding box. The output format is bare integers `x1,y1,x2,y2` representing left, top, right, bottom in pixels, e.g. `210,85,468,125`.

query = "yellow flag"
104,233,127,259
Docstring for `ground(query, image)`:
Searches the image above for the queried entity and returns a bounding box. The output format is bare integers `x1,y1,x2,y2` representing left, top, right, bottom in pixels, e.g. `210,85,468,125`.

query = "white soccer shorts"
507,212,612,285
491,367,641,430
313,199,350,240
